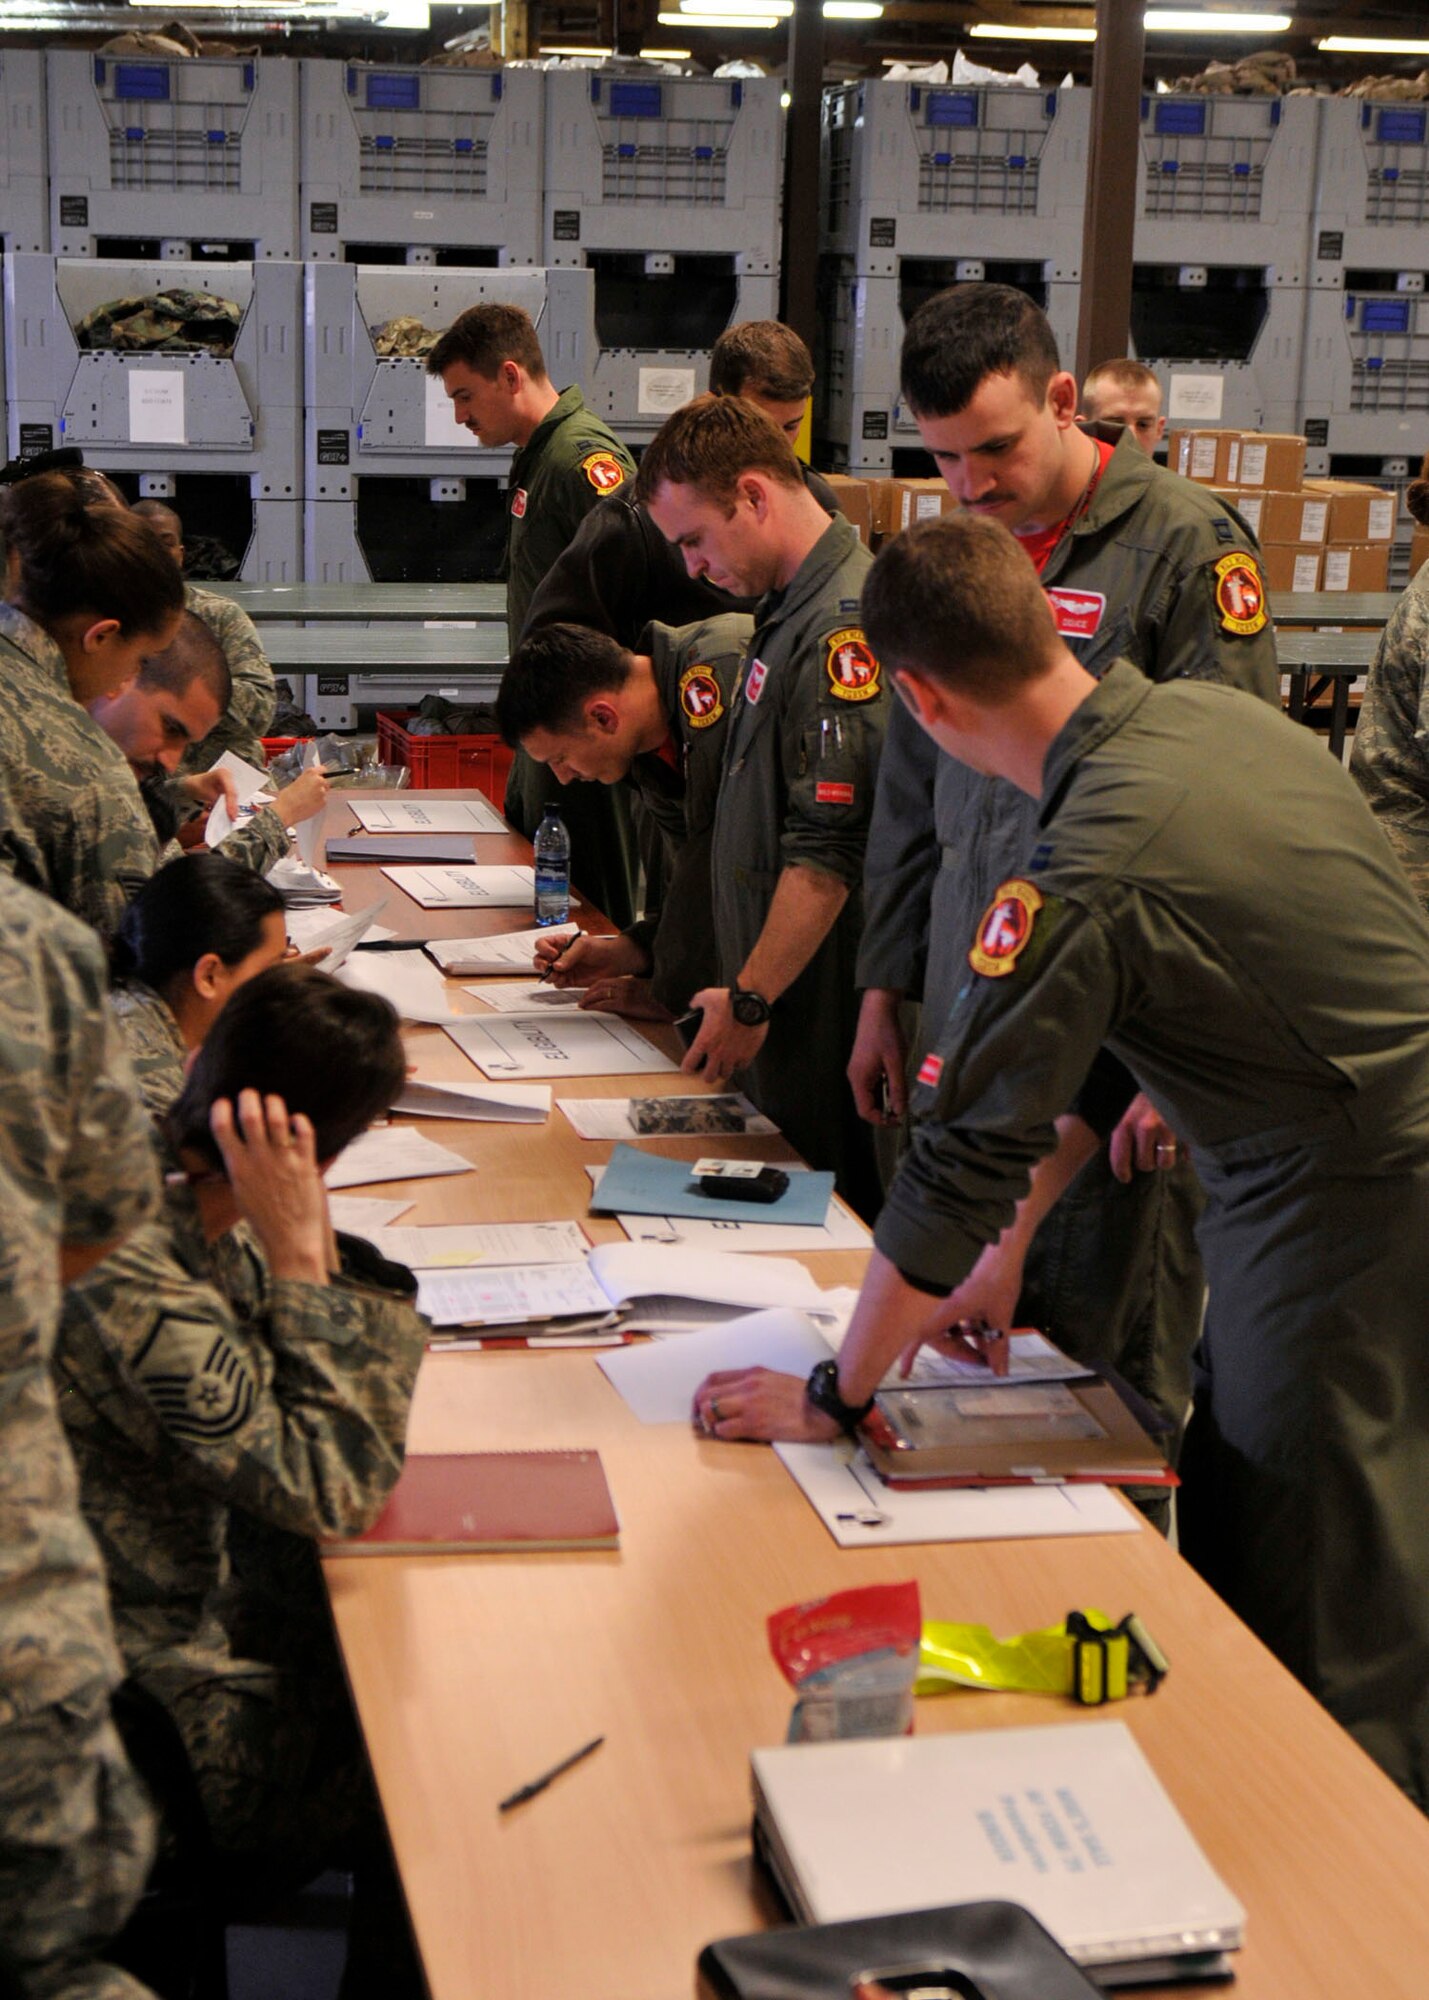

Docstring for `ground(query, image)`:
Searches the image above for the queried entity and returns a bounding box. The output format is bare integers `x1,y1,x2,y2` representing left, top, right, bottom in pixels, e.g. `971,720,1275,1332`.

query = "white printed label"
637,367,697,417
424,369,483,449
1369,497,1395,540
128,369,185,446
1295,552,1323,591
1299,500,1329,542
1236,495,1263,536
1239,441,1269,486
1323,549,1350,591
1225,439,1241,485
692,1157,763,1179
1190,436,1219,481
1169,373,1224,422
914,491,943,519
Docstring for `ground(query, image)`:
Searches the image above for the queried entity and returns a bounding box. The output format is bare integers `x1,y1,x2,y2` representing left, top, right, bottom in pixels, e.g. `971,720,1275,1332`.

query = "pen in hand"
498,1733,604,1813
537,929,582,983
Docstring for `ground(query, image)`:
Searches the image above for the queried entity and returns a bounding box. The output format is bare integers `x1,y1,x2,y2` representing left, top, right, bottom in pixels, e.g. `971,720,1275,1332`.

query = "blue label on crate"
926,91,978,129
114,63,170,101
1362,298,1411,334
609,81,663,118
366,72,421,110
1155,99,1206,136
1379,107,1427,145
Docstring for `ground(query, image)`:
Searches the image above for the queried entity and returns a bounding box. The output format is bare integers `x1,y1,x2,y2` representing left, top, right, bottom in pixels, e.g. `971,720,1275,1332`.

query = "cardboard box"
823,474,875,548
889,478,954,535
1411,524,1429,578
1321,543,1392,592
1260,544,1322,593
1169,428,1232,484
866,477,899,541
1224,433,1307,491
1304,478,1398,544
1249,489,1329,546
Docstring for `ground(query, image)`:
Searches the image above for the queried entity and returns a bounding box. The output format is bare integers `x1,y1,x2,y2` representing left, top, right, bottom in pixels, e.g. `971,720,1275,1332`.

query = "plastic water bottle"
533,805,571,926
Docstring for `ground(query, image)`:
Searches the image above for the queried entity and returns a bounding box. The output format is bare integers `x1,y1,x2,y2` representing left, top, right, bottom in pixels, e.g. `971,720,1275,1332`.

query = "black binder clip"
1066,1611,1169,1706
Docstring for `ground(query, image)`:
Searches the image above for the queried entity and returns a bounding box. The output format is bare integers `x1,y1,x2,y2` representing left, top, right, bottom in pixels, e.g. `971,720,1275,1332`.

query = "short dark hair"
425,303,547,383
132,498,183,538
0,472,183,639
633,393,803,509
137,610,232,712
165,963,406,1171
111,853,284,996
709,321,815,402
498,625,634,745
862,513,1058,703
1082,357,1161,404
900,283,1061,421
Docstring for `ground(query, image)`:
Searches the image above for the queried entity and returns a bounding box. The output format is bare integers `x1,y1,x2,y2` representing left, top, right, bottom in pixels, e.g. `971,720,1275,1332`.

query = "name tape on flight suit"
1045,587,1106,639
969,878,1044,979
678,666,724,729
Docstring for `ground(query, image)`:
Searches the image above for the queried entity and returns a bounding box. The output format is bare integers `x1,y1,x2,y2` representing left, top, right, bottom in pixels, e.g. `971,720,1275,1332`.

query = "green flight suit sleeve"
62,1231,427,1541
855,695,939,995
874,891,1123,1288
780,621,889,889
1349,575,1429,908
1152,538,1280,704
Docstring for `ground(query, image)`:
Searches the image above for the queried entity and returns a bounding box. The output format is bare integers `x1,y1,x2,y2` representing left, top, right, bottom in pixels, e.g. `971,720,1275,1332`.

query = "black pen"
538,929,582,983
498,1733,604,1813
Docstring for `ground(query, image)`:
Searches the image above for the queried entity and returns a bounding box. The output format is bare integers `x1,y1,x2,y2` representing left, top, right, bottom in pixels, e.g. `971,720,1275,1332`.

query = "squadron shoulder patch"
825,627,881,703
132,1315,256,1443
969,878,1043,979
1212,552,1268,636
580,450,627,494
678,664,724,730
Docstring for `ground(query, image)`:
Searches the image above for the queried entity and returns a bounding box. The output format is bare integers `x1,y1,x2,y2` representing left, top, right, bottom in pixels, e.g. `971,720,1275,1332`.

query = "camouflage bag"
75,291,243,355
371,315,441,360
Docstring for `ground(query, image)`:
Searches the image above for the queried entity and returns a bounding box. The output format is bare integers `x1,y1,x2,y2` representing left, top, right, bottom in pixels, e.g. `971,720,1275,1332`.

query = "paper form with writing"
204,750,275,849
382,865,542,911
586,1163,872,1252
129,369,185,445
350,796,507,837
327,1195,414,1235
773,1443,1136,1548
285,900,392,969
294,740,324,870
418,1263,614,1329
444,1012,679,1080
463,981,589,1013
393,1079,550,1123
367,1219,590,1268
424,926,577,977
335,948,457,1024
599,1310,834,1423
559,1094,777,1141
324,1127,473,1189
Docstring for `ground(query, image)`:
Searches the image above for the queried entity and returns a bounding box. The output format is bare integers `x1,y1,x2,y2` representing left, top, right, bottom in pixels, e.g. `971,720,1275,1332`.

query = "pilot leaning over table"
54,967,428,1996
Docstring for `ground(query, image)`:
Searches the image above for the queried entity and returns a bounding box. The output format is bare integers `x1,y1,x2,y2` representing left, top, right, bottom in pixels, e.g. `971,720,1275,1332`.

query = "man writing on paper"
635,396,888,1216
693,513,1429,1808
497,615,750,1018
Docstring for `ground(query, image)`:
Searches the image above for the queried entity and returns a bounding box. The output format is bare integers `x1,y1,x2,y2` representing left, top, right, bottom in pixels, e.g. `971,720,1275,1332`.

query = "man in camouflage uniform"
0,872,162,2000
1349,490,1429,909
132,503,277,770
499,614,751,1017
0,603,295,938
636,397,889,1215
426,302,641,925
56,966,426,1980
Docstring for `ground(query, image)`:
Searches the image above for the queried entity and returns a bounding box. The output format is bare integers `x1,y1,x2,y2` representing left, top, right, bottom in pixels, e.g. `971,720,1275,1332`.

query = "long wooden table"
209,581,506,623
319,792,1429,2000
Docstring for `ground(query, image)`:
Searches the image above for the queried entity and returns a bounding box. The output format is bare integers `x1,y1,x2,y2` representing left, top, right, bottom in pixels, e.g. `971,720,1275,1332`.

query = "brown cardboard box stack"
1169,429,1396,596
820,474,955,550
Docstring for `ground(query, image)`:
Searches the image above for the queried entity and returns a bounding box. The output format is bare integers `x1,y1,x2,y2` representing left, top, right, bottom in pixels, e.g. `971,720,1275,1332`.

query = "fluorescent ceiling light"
539,44,614,54
640,44,692,54
1144,11,1290,31
969,21,1096,38
824,1,884,15
658,8,781,20
1317,36,1429,55
682,0,791,12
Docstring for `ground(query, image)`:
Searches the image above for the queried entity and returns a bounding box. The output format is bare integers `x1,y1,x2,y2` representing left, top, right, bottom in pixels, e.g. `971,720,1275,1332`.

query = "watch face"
731,990,769,1027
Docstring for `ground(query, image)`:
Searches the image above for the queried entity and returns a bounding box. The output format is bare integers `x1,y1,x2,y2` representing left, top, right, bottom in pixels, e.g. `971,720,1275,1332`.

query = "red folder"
324,1450,620,1555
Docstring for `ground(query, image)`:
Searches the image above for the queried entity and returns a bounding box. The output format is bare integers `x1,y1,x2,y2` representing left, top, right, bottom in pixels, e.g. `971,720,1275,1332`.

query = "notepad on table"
424,925,577,977
323,1450,619,1555
750,1720,1244,1985
382,864,542,910
326,832,481,863
350,796,507,837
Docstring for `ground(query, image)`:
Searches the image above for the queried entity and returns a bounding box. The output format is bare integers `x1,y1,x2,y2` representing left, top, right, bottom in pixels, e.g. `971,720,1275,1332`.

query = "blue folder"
590,1145,837,1226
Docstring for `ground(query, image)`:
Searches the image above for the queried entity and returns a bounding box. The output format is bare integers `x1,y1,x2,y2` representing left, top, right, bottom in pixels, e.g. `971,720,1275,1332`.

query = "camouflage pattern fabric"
0,606,287,940
371,315,441,360
1349,562,1429,912
55,1161,426,1866
110,983,187,1119
75,292,243,357
0,874,162,1996
182,584,277,772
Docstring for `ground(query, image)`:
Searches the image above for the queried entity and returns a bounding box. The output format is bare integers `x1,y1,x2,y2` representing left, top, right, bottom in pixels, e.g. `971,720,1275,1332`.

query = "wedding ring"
1155,1142,1176,1164
710,1399,724,1423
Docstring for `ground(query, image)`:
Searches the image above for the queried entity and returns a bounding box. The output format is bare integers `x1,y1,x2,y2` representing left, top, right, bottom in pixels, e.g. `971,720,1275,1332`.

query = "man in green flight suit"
497,613,751,1017
635,396,888,1217
426,304,640,926
693,512,1429,1809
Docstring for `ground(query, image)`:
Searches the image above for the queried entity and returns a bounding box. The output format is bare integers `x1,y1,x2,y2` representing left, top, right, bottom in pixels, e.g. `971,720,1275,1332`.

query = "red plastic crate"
261,736,305,763
376,711,515,809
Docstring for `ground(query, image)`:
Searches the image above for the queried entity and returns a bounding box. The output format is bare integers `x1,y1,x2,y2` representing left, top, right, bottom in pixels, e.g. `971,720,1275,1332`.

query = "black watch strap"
805,1358,875,1437
730,980,772,1027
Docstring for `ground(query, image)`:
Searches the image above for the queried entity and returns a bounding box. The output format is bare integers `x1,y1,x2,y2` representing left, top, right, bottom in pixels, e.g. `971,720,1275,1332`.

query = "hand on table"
680,987,767,1089
691,1367,840,1444
533,931,646,987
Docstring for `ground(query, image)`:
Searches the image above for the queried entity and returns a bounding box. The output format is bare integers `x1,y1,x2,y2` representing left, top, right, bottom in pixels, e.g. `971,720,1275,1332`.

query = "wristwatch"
805,1358,875,1437
730,980,772,1028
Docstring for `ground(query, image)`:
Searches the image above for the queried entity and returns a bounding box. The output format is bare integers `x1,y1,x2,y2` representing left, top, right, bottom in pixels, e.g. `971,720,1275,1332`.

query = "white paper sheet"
203,750,277,849
324,1127,473,1189
637,365,696,416
383,865,540,910
585,1163,871,1252
416,1261,614,1328
368,1219,591,1269
294,739,324,869
445,1012,679,1081
335,950,457,1023
558,1094,777,1141
463,980,589,1013
773,1443,1139,1548
128,368,185,445
350,796,507,836
587,1242,839,1317
424,926,577,976
285,899,390,971
326,1194,414,1236
393,1079,551,1123
598,1310,835,1423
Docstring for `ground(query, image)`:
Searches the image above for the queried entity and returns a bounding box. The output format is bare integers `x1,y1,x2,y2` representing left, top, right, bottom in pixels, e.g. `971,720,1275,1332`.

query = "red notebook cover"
324,1450,620,1555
